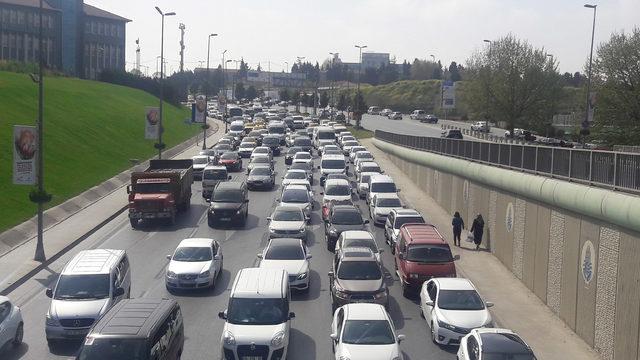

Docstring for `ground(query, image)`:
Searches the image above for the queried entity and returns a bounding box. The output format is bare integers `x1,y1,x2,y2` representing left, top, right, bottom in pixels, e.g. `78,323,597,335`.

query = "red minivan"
394,223,459,297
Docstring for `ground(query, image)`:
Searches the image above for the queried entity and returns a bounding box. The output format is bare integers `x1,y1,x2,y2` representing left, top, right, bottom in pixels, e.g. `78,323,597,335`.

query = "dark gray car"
325,205,369,251
247,166,275,190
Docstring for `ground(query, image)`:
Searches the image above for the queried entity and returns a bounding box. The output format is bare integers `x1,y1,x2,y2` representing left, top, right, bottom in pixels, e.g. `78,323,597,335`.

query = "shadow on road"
291,269,321,301
2,343,30,360
287,328,317,360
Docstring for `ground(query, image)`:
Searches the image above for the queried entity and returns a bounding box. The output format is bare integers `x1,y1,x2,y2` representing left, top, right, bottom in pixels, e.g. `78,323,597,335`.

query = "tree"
337,93,348,111
591,27,640,145
464,35,562,133
291,91,301,107
235,82,245,100
352,91,367,128
448,61,462,82
279,88,290,102
320,91,330,108
246,85,257,101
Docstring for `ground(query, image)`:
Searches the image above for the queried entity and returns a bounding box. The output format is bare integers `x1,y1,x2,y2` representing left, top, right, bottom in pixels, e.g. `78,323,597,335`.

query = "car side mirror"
214,255,221,260
305,215,311,222
453,254,460,261
328,271,334,278
485,301,494,308
380,170,385,174
266,217,271,221
126,185,131,194
397,334,406,343
398,253,404,260
397,188,401,192
330,333,338,341
228,175,232,180
317,165,320,169
288,312,296,319
46,288,53,298
218,311,227,320
205,198,211,203
257,253,263,259
166,254,172,260
114,287,125,297
425,300,434,306
320,192,324,195
244,199,249,203
379,249,384,254
306,254,313,259
364,219,370,224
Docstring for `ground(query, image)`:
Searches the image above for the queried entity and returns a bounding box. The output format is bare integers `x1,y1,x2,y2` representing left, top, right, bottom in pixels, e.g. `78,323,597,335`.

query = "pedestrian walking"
452,212,465,246
470,214,485,250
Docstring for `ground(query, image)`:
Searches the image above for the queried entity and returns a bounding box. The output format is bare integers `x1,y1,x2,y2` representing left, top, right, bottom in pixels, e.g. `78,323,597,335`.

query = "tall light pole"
296,56,305,112
583,4,597,136
204,33,217,149
430,54,435,62
355,45,367,92
354,45,367,128
155,6,176,159
226,59,234,100
329,52,339,107
284,61,288,72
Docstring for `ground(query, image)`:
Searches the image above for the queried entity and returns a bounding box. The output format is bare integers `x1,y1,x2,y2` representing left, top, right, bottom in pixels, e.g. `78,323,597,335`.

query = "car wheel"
12,322,23,346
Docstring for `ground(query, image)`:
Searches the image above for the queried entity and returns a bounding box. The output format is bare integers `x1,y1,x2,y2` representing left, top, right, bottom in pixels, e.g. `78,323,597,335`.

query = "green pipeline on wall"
373,138,640,234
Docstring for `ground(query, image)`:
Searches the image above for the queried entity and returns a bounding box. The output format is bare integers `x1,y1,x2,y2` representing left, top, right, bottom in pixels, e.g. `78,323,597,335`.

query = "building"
361,52,389,69
0,0,129,79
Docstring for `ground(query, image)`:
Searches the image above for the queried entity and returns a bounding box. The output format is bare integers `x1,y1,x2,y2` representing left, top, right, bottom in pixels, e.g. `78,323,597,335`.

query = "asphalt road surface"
360,114,507,139
4,140,457,360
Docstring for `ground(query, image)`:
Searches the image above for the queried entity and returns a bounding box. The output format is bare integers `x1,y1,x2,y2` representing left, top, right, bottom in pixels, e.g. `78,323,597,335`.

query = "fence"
375,130,640,194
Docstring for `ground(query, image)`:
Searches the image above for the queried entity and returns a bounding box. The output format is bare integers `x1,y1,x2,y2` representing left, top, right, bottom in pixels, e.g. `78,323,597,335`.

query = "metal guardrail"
375,130,640,194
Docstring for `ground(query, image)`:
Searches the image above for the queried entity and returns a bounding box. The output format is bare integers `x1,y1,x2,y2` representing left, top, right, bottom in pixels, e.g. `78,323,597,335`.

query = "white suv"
219,268,295,360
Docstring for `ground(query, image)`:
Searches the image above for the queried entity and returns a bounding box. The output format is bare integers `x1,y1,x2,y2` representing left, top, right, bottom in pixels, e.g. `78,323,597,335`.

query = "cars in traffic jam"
5,100,538,360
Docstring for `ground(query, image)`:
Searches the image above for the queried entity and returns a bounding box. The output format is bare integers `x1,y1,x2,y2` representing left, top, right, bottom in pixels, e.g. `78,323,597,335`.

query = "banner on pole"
145,107,160,139
13,125,37,185
441,80,456,110
194,95,206,123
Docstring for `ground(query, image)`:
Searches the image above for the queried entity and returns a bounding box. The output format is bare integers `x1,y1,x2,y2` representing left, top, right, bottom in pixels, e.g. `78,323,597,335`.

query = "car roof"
401,224,445,245
339,247,376,260
231,268,287,298
478,331,532,354
332,204,359,212
342,230,374,240
325,179,350,187
177,238,214,248
89,298,177,339
274,205,304,213
359,161,380,167
204,165,227,171
253,146,270,151
192,155,209,159
215,182,244,190
393,208,421,217
286,169,307,174
355,150,372,155
294,152,311,156
62,249,125,275
283,184,308,191
268,237,304,248
374,193,400,201
370,174,394,183
433,277,475,291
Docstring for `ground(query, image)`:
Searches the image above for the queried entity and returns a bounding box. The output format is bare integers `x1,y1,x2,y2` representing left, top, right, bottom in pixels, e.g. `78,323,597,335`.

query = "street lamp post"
221,49,227,132
155,6,176,160
355,45,367,93
583,4,597,136
329,52,339,107
33,0,47,261
354,45,367,128
226,59,234,100
296,56,305,112
204,33,217,150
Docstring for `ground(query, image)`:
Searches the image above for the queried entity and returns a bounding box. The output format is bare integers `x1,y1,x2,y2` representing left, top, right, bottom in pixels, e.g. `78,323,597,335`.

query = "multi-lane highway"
360,114,506,139
3,128,457,360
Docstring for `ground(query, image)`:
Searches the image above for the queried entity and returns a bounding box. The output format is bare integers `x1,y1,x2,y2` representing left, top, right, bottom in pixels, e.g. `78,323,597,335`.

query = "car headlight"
236,209,242,215
166,271,177,279
299,226,306,233
45,314,60,327
199,271,211,278
438,319,456,331
297,272,308,280
333,284,348,299
271,331,285,347
223,331,236,346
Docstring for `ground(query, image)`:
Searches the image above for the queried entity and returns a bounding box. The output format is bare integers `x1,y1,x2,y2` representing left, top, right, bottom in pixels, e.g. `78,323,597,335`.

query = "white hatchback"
165,238,223,291
0,296,23,350
331,303,404,360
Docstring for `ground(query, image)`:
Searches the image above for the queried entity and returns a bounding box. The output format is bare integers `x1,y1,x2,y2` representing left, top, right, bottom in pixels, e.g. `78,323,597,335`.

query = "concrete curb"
0,121,220,294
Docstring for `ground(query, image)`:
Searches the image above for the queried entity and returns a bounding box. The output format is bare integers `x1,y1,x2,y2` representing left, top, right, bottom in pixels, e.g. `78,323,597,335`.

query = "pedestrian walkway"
361,138,600,360
0,120,223,295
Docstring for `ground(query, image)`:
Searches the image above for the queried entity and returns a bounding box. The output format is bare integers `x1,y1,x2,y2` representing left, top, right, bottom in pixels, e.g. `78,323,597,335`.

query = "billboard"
145,107,160,139
13,125,37,185
441,81,456,110
193,95,206,123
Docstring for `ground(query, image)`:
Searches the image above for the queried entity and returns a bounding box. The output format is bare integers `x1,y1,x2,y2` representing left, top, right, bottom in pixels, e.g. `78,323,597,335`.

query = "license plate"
220,217,231,221
66,330,87,336
241,357,262,360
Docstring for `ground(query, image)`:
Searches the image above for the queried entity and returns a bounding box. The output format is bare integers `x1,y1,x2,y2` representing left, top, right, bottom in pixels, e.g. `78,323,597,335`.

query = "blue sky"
87,0,639,75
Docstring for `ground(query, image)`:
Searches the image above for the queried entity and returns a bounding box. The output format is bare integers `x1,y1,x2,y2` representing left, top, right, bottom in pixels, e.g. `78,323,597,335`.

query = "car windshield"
285,172,307,180
406,244,453,263
371,182,396,193
343,141,358,146
254,148,268,153
351,147,366,154
204,169,227,180
341,320,395,345
291,163,310,171
294,138,312,146
216,144,231,151
343,238,377,253
295,153,311,160
337,261,382,280
77,338,146,360
273,209,304,221
360,175,372,184
326,184,350,196
394,216,425,229
269,126,286,134
212,190,243,203
252,157,269,163
437,289,485,311
332,210,363,225
322,159,345,169
173,246,212,262
282,189,309,203
193,157,209,164
265,244,305,260
135,183,170,193
251,167,271,176
318,131,336,140
230,125,244,131
55,274,110,300
220,153,237,160
263,138,279,146
227,298,287,325
240,144,254,149
377,198,402,207
287,147,303,155
363,166,381,173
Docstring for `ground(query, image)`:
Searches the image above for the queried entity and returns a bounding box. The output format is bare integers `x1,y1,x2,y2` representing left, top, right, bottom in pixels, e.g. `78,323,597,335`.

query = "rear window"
322,159,346,169
370,182,396,193
203,169,227,180
318,131,336,140
294,138,312,146
230,124,244,132
406,244,453,263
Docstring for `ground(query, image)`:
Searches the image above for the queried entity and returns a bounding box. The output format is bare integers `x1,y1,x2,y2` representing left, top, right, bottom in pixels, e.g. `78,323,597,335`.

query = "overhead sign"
194,95,206,123
145,107,160,139
13,125,37,185
442,80,456,110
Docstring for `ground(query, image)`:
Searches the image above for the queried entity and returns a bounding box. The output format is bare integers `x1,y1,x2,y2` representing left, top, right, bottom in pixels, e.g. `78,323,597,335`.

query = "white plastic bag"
465,231,475,243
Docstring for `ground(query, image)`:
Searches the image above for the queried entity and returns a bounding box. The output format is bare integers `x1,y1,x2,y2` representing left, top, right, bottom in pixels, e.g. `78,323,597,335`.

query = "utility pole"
155,6,176,159
583,4,597,139
267,61,271,100
204,33,217,149
33,0,47,262
135,39,140,74
354,44,367,128
179,23,185,73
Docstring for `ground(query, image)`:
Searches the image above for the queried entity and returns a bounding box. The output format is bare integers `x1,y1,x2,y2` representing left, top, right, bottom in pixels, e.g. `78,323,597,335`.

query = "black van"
76,298,184,360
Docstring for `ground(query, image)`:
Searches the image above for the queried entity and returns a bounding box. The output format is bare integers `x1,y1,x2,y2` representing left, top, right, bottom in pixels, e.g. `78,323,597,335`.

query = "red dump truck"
127,159,193,228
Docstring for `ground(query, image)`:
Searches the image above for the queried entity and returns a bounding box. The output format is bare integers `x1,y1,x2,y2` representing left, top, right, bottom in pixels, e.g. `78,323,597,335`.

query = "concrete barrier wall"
374,138,640,360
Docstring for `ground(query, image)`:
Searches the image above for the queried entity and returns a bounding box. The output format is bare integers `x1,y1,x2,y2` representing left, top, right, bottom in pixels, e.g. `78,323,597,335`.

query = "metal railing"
375,130,640,194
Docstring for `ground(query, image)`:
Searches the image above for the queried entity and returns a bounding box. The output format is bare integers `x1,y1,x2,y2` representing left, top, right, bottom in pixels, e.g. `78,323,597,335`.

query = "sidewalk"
0,119,224,295
362,138,600,360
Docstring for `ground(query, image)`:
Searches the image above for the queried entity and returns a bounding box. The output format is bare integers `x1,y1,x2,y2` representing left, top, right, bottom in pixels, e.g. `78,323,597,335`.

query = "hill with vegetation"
0,71,197,232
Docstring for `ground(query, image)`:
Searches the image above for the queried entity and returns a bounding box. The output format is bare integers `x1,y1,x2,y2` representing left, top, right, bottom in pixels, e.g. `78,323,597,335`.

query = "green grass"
346,125,374,139
0,71,197,232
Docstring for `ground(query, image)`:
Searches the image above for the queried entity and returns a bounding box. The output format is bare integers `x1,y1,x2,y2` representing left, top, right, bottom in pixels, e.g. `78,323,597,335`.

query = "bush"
98,69,181,106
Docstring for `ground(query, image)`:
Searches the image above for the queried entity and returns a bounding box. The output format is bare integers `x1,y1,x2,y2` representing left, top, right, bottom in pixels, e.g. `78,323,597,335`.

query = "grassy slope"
0,71,197,232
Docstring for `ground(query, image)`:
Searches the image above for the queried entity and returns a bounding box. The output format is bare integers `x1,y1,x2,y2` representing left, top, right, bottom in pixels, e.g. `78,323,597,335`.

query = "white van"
229,120,245,138
367,174,398,204
45,249,131,345
314,126,337,155
218,268,294,360
319,154,347,186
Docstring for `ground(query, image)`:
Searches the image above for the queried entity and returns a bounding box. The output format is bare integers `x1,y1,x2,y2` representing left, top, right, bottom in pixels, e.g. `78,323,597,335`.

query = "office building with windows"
0,0,130,79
